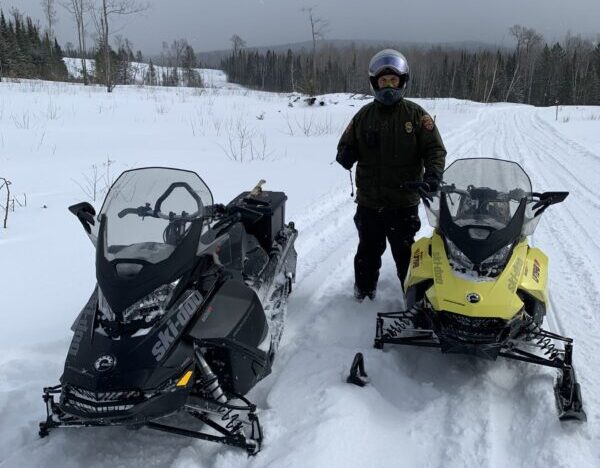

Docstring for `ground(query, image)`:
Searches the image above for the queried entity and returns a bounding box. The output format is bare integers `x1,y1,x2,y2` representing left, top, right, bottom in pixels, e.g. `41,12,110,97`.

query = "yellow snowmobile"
347,158,586,421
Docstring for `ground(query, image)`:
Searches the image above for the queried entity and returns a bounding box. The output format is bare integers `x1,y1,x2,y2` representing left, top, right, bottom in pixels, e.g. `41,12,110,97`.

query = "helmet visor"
369,54,409,77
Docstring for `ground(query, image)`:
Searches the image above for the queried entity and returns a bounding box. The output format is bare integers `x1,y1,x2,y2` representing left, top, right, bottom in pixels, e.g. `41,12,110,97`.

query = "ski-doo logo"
466,293,481,304
508,258,524,292
94,354,116,373
532,259,541,283
412,248,422,269
152,291,203,362
432,251,444,284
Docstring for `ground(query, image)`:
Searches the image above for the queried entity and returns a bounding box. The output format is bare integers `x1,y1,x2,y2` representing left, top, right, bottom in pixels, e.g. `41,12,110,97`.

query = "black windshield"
95,167,213,315
425,158,540,264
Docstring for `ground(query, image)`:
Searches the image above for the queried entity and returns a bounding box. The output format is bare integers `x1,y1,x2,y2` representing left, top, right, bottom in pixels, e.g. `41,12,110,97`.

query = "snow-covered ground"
0,78,599,468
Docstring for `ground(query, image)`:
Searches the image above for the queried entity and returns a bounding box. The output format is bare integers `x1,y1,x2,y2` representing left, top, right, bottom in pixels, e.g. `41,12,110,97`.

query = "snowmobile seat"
243,234,269,278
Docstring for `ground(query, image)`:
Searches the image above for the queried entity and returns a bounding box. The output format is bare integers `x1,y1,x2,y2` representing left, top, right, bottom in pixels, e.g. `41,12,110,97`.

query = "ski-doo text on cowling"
40,168,298,454
348,158,586,422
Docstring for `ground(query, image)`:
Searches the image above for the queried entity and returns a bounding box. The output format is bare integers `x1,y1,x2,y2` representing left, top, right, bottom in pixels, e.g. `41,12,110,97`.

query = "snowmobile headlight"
479,243,513,272
122,279,181,324
445,238,473,271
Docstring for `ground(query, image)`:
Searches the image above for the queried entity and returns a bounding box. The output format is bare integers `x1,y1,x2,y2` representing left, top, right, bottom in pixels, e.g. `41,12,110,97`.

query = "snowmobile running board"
346,311,587,422
39,385,263,455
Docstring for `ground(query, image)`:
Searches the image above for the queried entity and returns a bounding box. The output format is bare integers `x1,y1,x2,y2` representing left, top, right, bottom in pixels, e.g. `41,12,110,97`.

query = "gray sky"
1,0,599,53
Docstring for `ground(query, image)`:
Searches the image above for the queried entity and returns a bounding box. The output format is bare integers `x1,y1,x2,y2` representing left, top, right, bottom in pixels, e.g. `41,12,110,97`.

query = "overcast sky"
1,0,599,54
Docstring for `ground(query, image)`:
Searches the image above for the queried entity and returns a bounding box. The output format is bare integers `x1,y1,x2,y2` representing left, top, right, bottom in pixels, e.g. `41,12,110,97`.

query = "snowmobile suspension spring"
385,306,420,339
218,407,244,434
524,323,560,360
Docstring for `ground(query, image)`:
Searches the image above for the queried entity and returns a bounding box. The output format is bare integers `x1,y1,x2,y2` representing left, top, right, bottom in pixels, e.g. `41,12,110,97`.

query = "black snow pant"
353,204,421,293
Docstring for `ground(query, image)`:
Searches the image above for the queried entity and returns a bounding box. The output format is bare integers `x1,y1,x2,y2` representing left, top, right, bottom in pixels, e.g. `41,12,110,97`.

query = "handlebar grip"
118,208,138,218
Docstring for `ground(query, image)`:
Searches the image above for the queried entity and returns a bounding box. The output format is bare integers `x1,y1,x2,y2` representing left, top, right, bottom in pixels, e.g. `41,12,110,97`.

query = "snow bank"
63,57,241,89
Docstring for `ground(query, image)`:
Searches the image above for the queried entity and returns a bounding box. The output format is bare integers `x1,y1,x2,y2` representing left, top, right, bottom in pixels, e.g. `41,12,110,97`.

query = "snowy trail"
444,105,600,466
1,82,600,468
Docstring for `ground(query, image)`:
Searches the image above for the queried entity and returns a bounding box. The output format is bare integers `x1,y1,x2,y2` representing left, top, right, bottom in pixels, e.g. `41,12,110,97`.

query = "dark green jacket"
337,98,446,208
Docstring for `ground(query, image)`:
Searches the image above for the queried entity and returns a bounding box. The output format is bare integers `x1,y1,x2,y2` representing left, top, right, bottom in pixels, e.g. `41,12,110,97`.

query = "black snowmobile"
40,167,297,454
348,158,586,421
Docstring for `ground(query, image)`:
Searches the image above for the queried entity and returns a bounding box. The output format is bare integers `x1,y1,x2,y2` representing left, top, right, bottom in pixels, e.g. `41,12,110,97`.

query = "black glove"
68,202,96,234
336,147,357,170
423,173,440,193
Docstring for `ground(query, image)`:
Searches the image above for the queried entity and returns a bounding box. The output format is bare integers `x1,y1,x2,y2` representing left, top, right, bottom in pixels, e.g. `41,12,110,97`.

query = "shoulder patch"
421,114,435,132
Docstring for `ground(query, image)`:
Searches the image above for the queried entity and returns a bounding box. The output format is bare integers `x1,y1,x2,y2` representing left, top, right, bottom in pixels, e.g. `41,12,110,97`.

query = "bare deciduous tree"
73,157,115,202
230,34,246,54
90,0,148,92
0,178,11,229
302,6,329,96
41,0,58,43
506,24,543,102
61,0,90,84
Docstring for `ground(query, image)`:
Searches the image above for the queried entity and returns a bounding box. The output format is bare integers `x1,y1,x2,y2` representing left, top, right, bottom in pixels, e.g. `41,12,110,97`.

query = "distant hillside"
197,38,503,67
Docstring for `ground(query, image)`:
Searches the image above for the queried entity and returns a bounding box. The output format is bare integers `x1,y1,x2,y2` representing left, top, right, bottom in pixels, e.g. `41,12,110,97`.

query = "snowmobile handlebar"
440,184,532,202
402,181,435,204
117,182,205,221
154,181,203,219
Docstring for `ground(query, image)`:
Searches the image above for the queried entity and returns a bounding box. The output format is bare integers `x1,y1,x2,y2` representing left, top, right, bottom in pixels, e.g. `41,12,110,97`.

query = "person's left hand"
423,174,440,192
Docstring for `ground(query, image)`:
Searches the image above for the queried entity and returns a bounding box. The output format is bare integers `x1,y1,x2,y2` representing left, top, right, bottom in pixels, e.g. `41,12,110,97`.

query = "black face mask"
374,87,403,106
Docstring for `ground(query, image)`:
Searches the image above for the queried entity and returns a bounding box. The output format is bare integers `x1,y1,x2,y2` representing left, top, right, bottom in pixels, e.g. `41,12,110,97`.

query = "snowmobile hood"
62,288,199,392
409,234,529,320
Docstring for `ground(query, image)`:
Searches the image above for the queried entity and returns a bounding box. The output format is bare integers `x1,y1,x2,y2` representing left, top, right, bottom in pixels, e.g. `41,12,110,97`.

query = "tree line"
222,26,600,106
0,8,68,81
88,38,203,89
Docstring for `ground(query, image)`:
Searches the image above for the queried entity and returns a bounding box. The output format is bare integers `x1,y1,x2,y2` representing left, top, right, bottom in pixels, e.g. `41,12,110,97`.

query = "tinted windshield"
425,158,540,236
99,168,213,264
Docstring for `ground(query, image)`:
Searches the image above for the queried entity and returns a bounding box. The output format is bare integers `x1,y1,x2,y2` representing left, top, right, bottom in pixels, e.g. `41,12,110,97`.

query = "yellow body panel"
406,237,434,288
405,233,548,320
519,247,549,304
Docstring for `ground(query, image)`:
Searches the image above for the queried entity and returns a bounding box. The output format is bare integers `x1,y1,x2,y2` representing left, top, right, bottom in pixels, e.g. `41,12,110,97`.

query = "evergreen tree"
146,59,156,85
93,42,118,86
182,44,202,87
0,8,66,81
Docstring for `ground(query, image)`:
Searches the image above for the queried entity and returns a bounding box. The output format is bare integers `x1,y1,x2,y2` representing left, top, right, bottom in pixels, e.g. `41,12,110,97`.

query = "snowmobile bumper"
40,384,264,455
51,383,188,424
40,383,190,433
365,311,587,422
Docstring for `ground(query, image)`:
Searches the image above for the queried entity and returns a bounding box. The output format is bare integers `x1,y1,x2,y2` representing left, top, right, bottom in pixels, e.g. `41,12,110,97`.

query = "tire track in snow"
475,106,600,466
410,104,600,468
217,101,496,468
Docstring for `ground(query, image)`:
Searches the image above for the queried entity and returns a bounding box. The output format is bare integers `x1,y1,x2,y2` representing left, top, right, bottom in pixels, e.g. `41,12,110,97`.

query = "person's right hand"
336,147,357,170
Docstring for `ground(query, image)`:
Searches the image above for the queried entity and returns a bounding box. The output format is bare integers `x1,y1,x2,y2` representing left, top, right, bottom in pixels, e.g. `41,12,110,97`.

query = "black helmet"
368,49,410,106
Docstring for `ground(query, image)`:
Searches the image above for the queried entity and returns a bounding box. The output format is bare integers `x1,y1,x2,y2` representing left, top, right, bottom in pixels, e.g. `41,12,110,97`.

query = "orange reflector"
176,370,193,387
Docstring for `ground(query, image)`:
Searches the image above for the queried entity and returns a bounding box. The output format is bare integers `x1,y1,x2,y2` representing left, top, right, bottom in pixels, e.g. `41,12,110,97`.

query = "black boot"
354,284,376,302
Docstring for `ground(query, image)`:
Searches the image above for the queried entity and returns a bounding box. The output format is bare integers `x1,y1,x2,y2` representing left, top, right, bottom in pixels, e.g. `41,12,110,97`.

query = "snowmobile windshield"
424,158,536,266
425,158,533,231
98,167,213,265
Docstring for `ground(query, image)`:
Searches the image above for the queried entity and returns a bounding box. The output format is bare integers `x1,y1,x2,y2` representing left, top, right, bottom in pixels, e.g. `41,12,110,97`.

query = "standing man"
336,49,446,301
